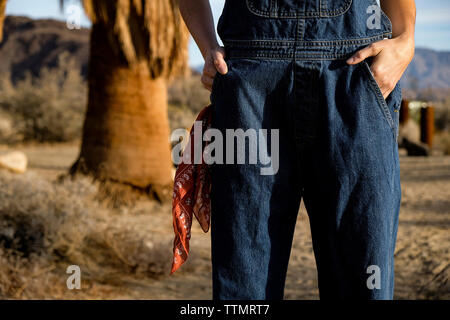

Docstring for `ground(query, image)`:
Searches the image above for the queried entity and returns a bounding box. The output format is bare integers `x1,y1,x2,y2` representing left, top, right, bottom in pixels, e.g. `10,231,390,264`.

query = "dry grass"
0,145,449,299
0,169,202,299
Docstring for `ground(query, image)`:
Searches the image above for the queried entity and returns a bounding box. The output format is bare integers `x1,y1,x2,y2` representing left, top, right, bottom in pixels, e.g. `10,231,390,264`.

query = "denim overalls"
210,0,402,300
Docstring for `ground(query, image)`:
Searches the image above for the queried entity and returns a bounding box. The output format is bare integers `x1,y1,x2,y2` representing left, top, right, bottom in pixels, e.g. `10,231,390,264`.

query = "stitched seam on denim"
246,0,352,18
320,0,326,13
394,83,402,111
395,112,400,141
223,34,391,43
393,83,402,140
320,0,352,18
293,22,298,144
299,19,305,41
362,61,396,138
227,51,349,57
269,0,277,18
223,33,391,48
225,50,355,58
223,41,390,60
293,16,299,142
226,54,354,61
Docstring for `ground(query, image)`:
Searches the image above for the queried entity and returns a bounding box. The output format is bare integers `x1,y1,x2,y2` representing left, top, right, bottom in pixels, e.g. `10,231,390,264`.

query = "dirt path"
1,143,449,299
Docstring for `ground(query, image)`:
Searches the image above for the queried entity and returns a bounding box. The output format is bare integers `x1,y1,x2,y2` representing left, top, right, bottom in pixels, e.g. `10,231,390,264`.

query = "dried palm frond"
81,0,189,79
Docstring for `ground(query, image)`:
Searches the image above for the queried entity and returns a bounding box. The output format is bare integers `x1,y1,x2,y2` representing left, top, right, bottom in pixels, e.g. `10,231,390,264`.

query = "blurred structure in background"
420,105,434,148
399,100,436,156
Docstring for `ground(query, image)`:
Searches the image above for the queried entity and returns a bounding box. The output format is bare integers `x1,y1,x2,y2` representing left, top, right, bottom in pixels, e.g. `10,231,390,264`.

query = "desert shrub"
434,98,450,132
429,96,450,155
0,53,87,143
0,109,23,144
167,73,210,134
0,169,191,299
0,55,209,144
168,103,196,132
168,73,210,115
0,246,132,299
434,131,450,155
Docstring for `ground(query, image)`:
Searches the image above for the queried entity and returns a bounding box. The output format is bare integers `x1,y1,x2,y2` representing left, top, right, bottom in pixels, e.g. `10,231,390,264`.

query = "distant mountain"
402,48,450,90
0,16,89,82
0,16,449,90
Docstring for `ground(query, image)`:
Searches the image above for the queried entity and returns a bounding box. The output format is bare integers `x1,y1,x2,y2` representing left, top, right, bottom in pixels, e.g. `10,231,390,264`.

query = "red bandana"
171,105,212,274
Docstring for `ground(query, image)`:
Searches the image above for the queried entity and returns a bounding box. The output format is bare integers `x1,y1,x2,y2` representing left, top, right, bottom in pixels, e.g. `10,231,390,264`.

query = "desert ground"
0,142,448,300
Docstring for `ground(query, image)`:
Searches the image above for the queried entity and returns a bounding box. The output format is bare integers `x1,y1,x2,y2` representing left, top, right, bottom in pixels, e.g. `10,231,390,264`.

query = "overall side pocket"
361,60,400,140
210,58,233,106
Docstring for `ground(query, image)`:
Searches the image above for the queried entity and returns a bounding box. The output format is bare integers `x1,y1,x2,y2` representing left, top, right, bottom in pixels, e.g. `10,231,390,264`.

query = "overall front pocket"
246,0,352,18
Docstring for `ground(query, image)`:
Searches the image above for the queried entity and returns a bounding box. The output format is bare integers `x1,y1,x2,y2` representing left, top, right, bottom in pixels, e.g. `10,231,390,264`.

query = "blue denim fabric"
210,0,402,300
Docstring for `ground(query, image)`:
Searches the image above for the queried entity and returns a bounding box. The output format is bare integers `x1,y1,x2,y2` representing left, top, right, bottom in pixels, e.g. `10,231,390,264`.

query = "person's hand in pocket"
346,35,414,99
202,46,228,92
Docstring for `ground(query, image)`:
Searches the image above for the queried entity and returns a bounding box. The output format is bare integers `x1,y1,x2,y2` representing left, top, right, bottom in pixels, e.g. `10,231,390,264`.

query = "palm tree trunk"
0,0,7,42
70,23,174,197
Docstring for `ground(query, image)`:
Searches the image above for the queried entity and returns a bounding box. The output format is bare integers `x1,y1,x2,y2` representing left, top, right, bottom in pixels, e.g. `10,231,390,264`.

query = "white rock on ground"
0,151,28,173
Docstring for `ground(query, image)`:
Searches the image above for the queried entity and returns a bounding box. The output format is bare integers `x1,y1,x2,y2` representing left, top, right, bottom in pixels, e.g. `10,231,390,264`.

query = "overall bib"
210,0,402,300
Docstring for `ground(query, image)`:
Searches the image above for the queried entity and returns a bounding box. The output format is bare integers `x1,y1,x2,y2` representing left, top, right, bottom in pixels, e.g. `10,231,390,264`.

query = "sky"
5,0,450,67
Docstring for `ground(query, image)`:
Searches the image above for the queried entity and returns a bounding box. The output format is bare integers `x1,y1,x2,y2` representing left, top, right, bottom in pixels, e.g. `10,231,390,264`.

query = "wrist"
395,32,415,50
393,26,415,43
393,32,415,61
200,41,221,59
396,30,414,42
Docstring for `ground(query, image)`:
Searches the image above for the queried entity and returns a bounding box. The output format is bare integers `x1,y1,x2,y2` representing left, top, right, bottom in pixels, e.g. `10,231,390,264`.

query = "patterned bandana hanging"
171,105,212,274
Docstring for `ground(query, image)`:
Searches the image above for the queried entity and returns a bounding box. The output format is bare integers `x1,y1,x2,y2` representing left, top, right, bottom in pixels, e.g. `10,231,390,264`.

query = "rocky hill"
403,48,450,90
0,16,89,82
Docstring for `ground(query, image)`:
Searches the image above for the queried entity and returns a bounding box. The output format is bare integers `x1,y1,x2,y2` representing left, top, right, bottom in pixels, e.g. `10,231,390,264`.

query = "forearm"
380,0,416,40
179,0,219,59
348,1,416,98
